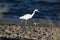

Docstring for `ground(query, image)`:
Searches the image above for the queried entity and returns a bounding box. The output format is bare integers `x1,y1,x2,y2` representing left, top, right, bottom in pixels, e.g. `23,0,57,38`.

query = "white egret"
19,9,40,26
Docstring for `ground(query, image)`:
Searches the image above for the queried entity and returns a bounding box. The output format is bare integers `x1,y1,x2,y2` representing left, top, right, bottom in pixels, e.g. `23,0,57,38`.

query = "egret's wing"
21,14,31,17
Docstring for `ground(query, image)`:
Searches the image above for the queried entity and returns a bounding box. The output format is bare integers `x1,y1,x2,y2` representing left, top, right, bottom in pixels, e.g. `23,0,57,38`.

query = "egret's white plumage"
19,9,39,20
19,14,32,20
19,9,40,25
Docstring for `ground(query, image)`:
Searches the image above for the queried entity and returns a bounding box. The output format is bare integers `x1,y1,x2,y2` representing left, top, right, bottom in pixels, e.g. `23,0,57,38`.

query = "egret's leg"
29,20,31,25
21,20,23,25
25,20,27,26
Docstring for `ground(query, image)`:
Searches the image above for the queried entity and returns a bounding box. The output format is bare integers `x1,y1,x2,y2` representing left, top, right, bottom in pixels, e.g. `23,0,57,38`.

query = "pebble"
0,24,60,40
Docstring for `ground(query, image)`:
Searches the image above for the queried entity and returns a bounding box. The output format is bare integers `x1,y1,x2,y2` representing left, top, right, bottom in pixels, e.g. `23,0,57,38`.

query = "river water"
0,0,60,25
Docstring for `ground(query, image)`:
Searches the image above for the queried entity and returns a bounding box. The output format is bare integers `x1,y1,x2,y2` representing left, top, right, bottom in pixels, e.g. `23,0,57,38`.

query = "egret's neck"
31,10,36,16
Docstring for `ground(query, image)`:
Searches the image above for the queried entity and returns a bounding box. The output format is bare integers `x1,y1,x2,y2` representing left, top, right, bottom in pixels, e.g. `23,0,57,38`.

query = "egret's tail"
19,17,22,19
19,17,24,20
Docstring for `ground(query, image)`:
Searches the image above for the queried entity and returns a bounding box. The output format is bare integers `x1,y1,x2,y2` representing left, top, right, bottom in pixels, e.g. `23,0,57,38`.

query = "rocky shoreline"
0,24,60,40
